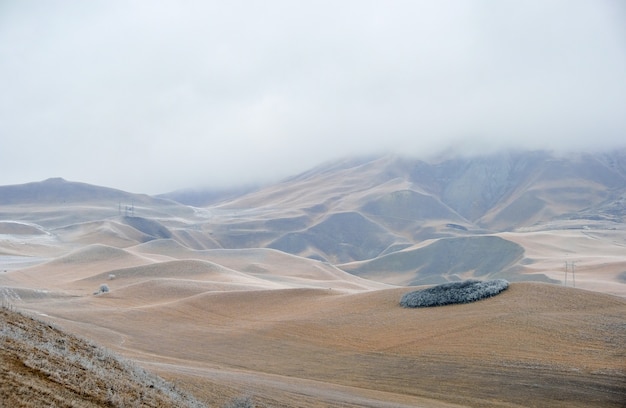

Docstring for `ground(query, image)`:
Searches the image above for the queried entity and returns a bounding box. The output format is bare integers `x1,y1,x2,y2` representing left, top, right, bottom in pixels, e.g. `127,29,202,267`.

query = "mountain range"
2,149,626,289
1,148,625,407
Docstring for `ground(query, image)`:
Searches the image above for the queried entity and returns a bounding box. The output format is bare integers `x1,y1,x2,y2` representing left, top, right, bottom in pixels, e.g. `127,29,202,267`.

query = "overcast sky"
1,1,625,194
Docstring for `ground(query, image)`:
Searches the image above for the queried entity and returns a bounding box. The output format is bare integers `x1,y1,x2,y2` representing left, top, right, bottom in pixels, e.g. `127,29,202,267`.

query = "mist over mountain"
157,184,260,207
3,1,626,404
1,149,625,287
215,149,626,228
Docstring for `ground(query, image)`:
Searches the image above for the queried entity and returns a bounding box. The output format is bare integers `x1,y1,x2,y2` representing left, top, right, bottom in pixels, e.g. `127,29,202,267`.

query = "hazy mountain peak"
42,177,68,183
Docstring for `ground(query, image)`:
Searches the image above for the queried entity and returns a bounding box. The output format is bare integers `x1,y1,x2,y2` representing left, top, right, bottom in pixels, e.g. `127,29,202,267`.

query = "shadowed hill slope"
0,221,47,235
201,150,626,267
130,238,198,257
360,189,466,230
0,177,141,205
269,211,400,263
54,220,156,247
340,236,528,285
120,216,172,240
211,150,626,231
0,178,197,229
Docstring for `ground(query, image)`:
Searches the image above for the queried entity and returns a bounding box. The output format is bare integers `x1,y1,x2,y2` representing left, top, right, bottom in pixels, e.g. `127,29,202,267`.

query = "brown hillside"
0,306,204,407
1,151,626,407
19,282,626,408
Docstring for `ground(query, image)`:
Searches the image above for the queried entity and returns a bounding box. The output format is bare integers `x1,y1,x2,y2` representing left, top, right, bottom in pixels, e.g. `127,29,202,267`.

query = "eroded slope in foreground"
0,306,205,408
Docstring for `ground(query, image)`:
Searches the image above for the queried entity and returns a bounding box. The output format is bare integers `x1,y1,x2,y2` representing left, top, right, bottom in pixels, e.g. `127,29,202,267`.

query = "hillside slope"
341,235,532,285
18,283,626,408
1,149,625,291
202,150,626,265
0,306,205,407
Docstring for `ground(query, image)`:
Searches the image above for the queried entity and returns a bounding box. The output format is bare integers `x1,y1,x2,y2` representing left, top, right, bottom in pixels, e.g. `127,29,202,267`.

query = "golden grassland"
0,306,205,407
4,273,625,407
1,190,625,407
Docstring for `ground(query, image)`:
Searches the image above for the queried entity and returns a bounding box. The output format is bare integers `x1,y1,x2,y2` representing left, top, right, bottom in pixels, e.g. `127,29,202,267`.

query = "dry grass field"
0,306,205,407
1,153,626,407
2,238,625,407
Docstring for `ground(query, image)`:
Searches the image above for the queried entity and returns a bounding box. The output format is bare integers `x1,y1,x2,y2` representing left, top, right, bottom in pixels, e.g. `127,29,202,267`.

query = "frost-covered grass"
400,279,509,308
93,283,110,295
0,306,206,407
222,395,256,408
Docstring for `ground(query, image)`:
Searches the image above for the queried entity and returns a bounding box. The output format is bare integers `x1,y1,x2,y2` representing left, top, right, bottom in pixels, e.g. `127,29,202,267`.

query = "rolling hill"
195,150,625,259
340,235,532,285
1,149,626,291
1,149,626,407
7,283,626,407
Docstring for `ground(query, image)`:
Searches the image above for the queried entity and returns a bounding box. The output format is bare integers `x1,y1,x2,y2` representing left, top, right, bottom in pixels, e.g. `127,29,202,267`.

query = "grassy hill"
2,150,625,286
200,150,626,269
1,149,625,407
0,306,205,407
12,283,623,408
340,235,532,285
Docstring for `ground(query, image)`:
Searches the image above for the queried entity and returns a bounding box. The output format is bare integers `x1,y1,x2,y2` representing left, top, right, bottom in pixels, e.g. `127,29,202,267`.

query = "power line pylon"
564,261,577,288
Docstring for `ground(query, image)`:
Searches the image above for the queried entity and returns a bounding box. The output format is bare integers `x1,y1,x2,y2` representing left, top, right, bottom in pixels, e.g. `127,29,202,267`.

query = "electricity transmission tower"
119,202,135,217
564,261,576,288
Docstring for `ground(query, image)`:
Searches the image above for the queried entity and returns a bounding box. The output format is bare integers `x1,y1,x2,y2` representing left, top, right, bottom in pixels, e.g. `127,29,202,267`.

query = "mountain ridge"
1,150,626,407
1,149,625,289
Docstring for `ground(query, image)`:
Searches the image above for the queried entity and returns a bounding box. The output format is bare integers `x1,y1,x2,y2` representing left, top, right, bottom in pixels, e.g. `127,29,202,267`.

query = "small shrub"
95,284,109,295
400,279,509,308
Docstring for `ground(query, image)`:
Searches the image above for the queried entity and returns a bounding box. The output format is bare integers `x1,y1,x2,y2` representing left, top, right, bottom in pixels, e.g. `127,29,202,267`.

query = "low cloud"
1,1,624,193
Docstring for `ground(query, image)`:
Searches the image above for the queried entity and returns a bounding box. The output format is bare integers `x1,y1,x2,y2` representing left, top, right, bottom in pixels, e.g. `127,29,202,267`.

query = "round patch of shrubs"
400,279,509,308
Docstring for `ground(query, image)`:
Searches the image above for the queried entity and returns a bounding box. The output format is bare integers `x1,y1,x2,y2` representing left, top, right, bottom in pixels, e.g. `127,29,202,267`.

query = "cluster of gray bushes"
400,279,509,308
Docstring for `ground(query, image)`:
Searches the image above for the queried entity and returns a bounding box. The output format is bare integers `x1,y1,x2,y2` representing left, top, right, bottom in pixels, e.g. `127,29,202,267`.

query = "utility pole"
564,261,577,288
